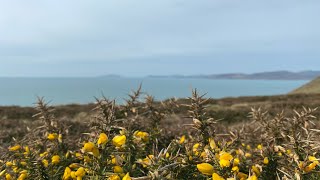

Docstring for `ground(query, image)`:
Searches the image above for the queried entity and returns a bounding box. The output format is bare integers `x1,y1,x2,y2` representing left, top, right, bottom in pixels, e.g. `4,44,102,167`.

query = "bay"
0,77,308,106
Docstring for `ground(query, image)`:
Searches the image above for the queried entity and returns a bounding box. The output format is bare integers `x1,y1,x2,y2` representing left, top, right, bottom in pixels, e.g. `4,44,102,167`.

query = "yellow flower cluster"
134,131,149,142
63,167,86,180
219,151,233,168
299,156,320,173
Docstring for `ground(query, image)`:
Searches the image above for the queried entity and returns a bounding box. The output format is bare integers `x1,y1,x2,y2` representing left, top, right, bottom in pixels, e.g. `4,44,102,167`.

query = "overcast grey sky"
0,0,320,77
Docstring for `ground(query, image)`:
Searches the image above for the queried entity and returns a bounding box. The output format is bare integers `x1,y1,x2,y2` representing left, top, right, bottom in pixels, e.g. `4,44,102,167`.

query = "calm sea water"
0,77,308,106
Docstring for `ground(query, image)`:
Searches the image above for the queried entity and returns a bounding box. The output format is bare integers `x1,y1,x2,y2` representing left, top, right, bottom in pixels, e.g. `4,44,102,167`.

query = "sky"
0,0,320,77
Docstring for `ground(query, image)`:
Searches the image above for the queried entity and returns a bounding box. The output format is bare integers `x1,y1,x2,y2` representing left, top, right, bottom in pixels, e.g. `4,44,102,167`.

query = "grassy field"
291,76,320,94
1,91,320,179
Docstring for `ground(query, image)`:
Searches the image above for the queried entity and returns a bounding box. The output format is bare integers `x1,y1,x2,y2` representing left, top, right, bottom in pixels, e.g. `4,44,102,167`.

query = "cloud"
0,0,319,76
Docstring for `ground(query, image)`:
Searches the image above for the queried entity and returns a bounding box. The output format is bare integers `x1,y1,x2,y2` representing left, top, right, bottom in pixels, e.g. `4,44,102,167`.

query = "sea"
0,77,308,106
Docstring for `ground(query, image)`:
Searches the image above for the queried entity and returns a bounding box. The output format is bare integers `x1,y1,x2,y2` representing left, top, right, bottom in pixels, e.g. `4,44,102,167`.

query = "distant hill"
98,74,122,78
208,71,320,80
148,70,320,80
290,76,320,94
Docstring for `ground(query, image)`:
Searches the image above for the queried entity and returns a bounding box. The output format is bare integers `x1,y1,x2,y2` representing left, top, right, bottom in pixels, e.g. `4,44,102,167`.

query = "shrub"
1,89,320,180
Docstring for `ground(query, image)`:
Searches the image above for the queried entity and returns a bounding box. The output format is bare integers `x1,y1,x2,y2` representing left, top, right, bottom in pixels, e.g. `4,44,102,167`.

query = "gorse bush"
1,88,320,180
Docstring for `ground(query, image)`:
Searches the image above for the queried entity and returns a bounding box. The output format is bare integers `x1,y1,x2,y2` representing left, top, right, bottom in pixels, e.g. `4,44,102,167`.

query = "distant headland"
145,70,320,80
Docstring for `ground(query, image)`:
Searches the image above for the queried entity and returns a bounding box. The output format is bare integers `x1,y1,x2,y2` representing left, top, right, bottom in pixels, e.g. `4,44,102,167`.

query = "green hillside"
291,76,320,94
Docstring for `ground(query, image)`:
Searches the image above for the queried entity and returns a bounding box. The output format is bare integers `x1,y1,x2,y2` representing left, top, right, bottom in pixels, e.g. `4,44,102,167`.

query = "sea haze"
0,77,308,106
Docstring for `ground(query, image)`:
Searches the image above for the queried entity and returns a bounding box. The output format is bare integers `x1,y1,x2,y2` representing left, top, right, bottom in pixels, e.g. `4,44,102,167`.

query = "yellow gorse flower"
237,172,248,179
17,171,28,180
113,166,124,173
232,166,239,173
69,163,79,169
111,155,124,165
212,173,225,180
20,170,27,174
193,143,200,156
98,133,108,145
197,163,214,176
47,133,58,140
286,149,292,154
109,174,121,180
112,135,127,147
5,173,12,180
84,155,91,163
138,155,154,167
179,135,186,144
51,155,60,165
40,151,48,157
305,163,317,172
75,167,86,178
233,158,240,166
251,165,260,176
134,131,149,142
263,157,269,165
70,171,76,179
24,146,30,155
308,156,319,163
245,153,252,158
219,152,233,168
122,173,131,180
6,162,13,167
9,145,21,151
58,134,63,143
12,167,19,173
193,143,200,151
63,167,71,180
83,142,100,157
304,157,319,173
75,152,82,159
42,159,49,167
247,175,258,180
209,138,217,149
83,142,95,152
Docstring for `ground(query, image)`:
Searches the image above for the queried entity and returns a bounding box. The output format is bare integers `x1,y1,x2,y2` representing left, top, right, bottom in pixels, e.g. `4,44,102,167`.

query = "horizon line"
0,69,319,78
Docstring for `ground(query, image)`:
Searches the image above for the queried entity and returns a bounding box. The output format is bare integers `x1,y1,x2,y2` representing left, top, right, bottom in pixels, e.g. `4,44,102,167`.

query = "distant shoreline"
1,70,320,80
146,70,320,80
